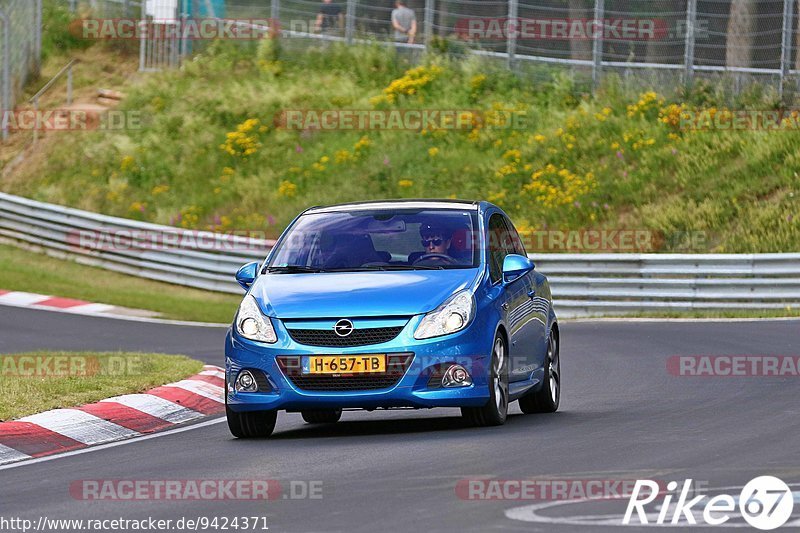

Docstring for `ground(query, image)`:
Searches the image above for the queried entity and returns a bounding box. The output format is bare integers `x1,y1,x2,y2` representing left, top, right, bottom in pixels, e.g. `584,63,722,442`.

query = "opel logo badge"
334,319,354,337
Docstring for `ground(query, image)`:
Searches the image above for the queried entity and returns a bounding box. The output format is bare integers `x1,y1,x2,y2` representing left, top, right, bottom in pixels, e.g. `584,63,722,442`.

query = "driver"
419,223,453,257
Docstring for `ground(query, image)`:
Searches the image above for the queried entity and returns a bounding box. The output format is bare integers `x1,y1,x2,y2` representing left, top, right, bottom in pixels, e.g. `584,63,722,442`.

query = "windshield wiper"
266,265,325,274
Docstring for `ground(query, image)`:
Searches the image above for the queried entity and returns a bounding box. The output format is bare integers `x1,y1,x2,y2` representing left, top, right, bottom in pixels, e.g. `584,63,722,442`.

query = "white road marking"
19,409,139,445
60,303,115,314
199,369,225,380
0,444,32,464
0,292,48,306
166,380,225,403
100,394,205,424
0,302,228,328
0,418,226,471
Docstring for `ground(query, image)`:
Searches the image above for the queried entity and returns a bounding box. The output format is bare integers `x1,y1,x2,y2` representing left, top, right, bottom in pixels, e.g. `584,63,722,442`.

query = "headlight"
414,290,475,340
235,295,277,343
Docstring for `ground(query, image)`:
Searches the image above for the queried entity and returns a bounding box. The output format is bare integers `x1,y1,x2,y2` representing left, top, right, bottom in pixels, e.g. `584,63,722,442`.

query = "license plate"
302,355,386,375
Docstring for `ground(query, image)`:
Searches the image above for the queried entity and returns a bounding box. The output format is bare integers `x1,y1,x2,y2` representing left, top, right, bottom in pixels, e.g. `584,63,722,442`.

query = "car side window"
503,217,527,257
487,214,513,284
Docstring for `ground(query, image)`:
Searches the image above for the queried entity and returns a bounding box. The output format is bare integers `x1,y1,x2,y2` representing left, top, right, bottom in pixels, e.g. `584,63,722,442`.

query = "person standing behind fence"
315,0,344,36
391,1,417,44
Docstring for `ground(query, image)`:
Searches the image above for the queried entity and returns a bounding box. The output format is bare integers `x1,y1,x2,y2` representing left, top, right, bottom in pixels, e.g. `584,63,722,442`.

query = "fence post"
684,0,697,88
780,0,793,99
34,0,43,77
270,0,280,33
32,97,39,144
592,0,604,89
0,8,9,142
67,64,74,106
138,0,147,71
424,0,434,47
345,0,356,44
507,0,518,70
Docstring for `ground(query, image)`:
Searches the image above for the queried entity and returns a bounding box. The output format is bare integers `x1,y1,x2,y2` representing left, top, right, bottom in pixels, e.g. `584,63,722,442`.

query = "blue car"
225,200,560,437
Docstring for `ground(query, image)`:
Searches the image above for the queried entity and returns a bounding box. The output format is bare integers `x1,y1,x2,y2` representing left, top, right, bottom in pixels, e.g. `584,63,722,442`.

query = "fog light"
442,364,472,388
235,370,258,392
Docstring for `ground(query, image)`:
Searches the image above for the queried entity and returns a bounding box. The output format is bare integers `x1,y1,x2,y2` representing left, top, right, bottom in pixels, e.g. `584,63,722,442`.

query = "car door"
487,213,530,383
503,216,548,378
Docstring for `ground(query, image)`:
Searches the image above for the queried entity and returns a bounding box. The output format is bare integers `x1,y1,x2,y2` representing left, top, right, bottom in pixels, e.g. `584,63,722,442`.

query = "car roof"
305,199,481,214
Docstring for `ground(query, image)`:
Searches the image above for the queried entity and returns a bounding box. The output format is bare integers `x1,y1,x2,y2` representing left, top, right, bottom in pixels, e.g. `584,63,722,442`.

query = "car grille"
276,354,414,391
286,326,404,347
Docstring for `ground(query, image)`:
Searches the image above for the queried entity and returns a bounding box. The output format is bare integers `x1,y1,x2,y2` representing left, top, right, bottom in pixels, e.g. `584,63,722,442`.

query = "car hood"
250,269,480,319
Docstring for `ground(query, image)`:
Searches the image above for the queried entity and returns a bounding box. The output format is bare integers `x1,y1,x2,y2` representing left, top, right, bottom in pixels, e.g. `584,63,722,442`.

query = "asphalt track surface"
1,305,799,532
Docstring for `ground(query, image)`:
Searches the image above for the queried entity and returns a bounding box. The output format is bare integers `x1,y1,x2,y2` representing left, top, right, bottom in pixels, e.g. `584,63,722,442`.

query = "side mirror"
502,254,535,284
235,261,260,290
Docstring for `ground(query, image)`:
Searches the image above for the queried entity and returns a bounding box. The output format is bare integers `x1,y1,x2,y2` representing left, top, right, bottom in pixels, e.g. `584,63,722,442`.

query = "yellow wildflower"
278,180,297,197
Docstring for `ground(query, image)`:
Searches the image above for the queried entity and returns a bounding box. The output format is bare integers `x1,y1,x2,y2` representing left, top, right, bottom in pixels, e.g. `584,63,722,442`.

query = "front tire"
301,409,342,424
519,329,560,414
226,406,278,438
462,334,508,427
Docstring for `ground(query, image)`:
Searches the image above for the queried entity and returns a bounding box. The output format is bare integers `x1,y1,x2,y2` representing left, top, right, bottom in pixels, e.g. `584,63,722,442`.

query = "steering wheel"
413,253,458,266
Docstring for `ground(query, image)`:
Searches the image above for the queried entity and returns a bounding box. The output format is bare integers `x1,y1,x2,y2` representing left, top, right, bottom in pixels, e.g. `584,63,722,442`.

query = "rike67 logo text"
624,477,795,530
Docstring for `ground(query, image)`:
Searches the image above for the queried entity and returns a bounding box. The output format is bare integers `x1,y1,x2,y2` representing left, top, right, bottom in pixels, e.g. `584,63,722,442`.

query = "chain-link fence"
52,0,800,98
265,0,800,97
0,0,42,140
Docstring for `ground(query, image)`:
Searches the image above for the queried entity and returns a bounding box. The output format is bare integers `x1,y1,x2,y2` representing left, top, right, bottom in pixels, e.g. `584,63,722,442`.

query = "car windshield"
267,208,480,272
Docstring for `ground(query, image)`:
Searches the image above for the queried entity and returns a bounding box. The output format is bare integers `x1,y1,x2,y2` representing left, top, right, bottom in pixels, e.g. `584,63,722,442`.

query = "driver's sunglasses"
422,238,444,248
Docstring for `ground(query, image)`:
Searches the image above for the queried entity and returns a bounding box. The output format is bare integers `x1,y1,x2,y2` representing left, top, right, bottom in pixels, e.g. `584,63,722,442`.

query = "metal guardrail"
0,192,274,294
537,253,800,316
2,192,799,317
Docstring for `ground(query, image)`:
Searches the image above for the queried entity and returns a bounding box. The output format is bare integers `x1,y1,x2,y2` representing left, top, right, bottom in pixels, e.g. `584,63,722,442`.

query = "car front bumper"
224,315,494,412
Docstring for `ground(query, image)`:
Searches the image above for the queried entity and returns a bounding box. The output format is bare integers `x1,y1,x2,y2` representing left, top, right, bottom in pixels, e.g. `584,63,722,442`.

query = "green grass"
0,243,241,323
1,38,799,252
0,352,203,420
